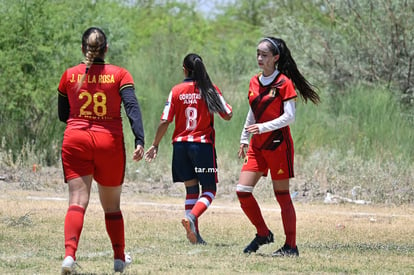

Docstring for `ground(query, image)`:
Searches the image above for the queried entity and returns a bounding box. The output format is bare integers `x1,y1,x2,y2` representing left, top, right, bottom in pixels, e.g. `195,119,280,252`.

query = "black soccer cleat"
196,232,207,245
243,230,274,253
272,244,299,257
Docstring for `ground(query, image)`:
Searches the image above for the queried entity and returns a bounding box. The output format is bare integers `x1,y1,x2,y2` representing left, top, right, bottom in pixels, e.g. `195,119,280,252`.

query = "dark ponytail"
183,53,227,113
261,37,320,104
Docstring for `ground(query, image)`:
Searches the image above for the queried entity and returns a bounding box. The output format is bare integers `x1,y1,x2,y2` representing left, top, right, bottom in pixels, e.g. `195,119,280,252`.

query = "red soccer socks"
64,205,85,259
237,187,269,237
105,211,125,261
275,190,297,248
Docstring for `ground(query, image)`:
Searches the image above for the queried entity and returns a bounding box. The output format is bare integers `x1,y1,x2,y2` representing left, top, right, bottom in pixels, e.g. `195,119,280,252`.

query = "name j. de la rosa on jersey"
69,73,116,84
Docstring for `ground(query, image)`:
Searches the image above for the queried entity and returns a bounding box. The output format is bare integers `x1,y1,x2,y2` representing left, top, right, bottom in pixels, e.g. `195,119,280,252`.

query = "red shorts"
241,141,294,180
61,129,126,186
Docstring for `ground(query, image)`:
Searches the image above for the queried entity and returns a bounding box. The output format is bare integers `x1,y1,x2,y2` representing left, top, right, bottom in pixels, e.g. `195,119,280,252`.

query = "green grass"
0,185,413,274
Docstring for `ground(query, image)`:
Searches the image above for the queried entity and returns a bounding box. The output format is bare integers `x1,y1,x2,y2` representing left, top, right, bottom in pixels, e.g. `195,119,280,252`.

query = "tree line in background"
0,0,412,167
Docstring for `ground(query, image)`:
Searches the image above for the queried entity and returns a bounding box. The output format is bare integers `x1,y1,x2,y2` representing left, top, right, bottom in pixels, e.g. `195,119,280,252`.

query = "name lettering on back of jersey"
70,74,115,84
179,93,201,104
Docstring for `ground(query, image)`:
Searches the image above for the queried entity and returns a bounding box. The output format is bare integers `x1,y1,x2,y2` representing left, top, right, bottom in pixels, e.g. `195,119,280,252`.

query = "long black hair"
183,53,227,113
260,37,320,104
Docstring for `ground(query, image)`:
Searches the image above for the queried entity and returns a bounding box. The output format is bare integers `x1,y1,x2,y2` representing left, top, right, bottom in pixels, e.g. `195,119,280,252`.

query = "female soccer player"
144,53,232,245
58,27,144,274
237,37,320,256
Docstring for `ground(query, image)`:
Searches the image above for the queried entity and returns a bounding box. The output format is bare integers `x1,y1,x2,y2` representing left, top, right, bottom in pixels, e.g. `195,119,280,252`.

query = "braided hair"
183,53,227,113
260,37,320,104
76,27,107,92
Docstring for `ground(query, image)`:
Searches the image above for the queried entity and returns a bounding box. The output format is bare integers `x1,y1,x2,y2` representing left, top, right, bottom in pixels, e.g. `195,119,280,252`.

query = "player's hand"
238,143,248,159
144,145,158,162
245,124,260,135
133,145,144,162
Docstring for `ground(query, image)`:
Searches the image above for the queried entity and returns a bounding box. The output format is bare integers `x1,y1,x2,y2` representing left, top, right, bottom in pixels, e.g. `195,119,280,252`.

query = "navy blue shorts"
172,142,218,185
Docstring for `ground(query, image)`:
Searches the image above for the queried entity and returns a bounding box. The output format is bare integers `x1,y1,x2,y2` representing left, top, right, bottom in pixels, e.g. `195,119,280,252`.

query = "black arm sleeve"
58,91,70,123
120,86,145,147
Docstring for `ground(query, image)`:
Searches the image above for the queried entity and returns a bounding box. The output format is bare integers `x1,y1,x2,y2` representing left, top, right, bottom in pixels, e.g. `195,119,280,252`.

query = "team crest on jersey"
269,87,277,97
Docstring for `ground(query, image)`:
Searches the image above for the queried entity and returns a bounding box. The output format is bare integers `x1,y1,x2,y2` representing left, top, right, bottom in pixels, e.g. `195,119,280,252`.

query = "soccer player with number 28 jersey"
145,53,232,245
236,37,320,257
58,27,144,274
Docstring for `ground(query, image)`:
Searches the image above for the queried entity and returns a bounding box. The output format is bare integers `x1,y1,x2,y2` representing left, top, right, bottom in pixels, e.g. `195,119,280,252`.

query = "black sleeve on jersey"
120,86,145,147
58,91,69,123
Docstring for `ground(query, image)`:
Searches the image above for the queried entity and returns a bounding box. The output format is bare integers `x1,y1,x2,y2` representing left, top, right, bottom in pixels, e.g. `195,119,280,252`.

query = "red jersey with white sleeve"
161,79,232,144
248,72,297,150
58,61,134,136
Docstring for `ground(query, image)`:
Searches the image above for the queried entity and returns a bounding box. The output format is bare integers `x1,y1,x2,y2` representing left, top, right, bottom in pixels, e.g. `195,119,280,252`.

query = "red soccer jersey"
248,72,297,150
161,79,231,144
58,62,134,135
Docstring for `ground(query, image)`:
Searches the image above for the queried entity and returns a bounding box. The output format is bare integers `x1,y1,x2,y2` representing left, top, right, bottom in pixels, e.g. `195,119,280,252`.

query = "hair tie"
194,57,202,62
263,38,280,55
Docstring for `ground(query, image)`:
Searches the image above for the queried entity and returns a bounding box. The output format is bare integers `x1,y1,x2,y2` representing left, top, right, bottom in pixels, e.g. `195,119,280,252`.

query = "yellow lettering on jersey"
87,75,96,83
249,90,254,97
98,74,115,83
76,74,116,84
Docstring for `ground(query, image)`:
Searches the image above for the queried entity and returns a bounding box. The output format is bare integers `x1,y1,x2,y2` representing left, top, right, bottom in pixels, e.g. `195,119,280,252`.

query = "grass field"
0,180,413,275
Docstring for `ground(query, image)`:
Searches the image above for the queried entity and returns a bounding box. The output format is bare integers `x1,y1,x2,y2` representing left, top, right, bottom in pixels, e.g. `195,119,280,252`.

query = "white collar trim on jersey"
259,70,279,86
